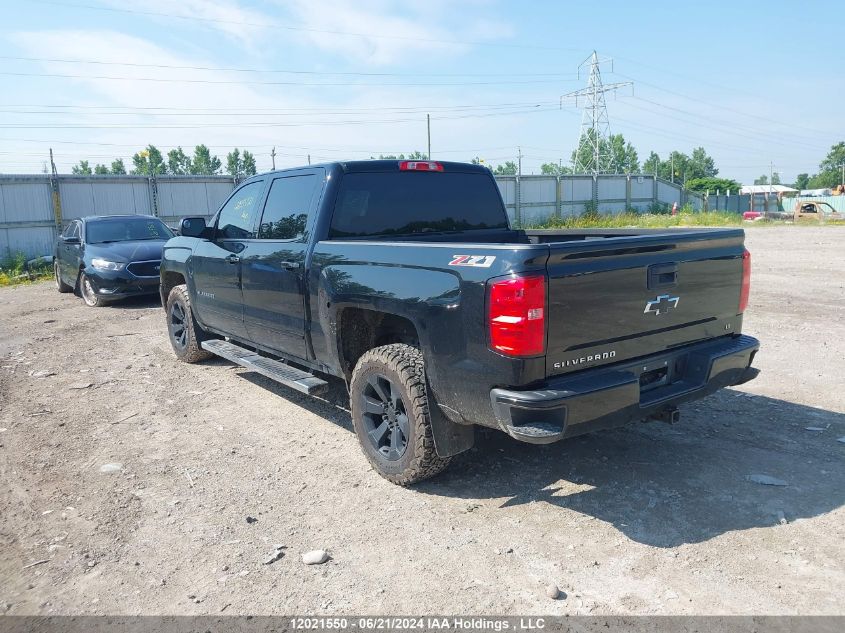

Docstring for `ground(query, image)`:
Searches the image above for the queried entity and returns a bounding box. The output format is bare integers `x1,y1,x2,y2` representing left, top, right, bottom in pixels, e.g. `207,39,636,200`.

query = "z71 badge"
448,255,496,268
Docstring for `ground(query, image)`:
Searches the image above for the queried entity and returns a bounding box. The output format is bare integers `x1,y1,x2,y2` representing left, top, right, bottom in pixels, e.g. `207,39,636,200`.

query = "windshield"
329,171,509,239
86,217,174,244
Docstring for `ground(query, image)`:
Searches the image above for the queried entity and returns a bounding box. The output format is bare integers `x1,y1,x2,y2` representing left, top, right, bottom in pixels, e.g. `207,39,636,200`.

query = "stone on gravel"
747,474,787,486
245,516,258,524
545,584,561,600
775,510,788,525
302,549,329,565
263,545,286,565
69,382,93,390
30,370,56,378
99,463,123,474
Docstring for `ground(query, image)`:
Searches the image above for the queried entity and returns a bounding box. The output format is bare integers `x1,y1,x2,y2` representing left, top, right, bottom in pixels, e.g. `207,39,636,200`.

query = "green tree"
167,147,192,175
771,172,781,185
642,147,719,182
93,164,109,175
226,148,257,178
539,162,572,176
685,177,741,193
493,161,518,175
190,144,222,175
242,150,256,176
807,141,845,188
570,130,638,174
793,173,810,190
607,133,639,174
688,147,718,179
753,174,768,185
71,160,92,175
643,151,662,177
110,158,127,175
132,145,166,176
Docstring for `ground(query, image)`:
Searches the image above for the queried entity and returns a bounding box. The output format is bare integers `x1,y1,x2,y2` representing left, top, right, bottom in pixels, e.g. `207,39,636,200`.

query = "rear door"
544,230,746,377
241,171,322,357
191,179,265,339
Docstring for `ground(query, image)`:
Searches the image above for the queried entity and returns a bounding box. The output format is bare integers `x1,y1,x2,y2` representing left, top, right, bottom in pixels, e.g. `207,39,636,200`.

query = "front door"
241,172,321,358
191,180,265,340
59,221,81,282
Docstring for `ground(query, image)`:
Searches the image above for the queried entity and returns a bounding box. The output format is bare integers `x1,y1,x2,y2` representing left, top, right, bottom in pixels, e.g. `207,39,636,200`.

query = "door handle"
279,260,300,270
225,254,240,264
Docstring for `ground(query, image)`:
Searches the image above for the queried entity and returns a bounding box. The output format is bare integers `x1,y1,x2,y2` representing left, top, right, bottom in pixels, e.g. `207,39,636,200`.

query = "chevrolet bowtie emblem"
644,294,680,315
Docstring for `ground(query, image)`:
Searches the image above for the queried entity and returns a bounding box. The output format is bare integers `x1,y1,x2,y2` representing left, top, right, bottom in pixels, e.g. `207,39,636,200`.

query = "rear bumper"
490,334,760,444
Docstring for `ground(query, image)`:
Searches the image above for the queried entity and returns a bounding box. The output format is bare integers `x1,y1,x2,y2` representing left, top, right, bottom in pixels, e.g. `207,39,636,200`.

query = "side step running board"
201,340,328,396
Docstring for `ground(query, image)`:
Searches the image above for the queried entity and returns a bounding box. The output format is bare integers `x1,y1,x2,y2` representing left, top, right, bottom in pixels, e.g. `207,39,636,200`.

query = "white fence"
1,172,702,260
0,174,235,260
496,174,701,225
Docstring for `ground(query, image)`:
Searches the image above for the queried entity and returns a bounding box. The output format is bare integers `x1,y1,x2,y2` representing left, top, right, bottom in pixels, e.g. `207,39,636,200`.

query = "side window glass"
216,182,263,239
258,175,317,240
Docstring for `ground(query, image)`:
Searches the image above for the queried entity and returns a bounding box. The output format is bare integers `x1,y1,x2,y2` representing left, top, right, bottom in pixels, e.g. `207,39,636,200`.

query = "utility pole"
307,154,311,166
271,147,276,170
560,51,632,175
427,114,431,159
518,146,522,177
670,154,674,184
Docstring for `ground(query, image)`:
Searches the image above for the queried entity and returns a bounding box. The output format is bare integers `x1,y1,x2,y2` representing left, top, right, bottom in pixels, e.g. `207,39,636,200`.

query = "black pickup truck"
160,160,759,485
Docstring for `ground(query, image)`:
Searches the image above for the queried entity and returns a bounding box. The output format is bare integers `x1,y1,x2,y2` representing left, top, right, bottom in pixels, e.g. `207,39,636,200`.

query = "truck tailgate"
545,230,746,377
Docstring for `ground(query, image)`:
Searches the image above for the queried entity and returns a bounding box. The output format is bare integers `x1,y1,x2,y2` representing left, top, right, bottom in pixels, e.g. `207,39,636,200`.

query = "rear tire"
350,344,450,485
79,272,106,307
166,284,213,363
54,261,72,293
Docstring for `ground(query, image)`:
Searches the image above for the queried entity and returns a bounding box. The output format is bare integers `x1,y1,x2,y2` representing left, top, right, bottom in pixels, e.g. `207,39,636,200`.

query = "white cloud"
280,0,513,65
98,0,272,47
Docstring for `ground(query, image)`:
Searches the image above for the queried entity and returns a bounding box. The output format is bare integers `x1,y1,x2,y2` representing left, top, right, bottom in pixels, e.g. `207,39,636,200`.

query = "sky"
0,0,842,184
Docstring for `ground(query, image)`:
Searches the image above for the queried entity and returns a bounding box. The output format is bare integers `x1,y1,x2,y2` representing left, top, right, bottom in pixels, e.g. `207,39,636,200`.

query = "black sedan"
54,215,174,307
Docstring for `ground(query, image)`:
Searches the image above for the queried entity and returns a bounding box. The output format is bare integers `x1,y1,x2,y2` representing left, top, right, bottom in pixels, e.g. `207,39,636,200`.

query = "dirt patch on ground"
1,226,843,615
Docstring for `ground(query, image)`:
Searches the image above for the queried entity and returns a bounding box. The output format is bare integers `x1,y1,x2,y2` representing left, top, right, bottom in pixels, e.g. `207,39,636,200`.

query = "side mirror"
180,216,209,238
62,235,80,244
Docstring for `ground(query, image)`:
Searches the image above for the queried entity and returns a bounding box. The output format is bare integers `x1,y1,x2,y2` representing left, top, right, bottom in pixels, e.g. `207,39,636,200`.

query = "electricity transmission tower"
560,51,632,175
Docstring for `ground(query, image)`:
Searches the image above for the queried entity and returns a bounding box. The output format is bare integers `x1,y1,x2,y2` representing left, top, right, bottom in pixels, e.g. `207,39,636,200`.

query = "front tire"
350,344,450,485
54,261,72,293
166,284,213,363
79,272,106,307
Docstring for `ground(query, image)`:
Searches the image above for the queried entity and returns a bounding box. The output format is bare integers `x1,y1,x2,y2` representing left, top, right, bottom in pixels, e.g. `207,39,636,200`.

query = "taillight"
488,274,546,357
398,161,443,172
739,250,751,313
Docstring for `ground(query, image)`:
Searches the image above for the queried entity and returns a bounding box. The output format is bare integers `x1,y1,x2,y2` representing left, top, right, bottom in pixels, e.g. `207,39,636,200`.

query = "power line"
621,97,831,153
0,70,575,88
0,55,577,79
0,106,563,129
0,101,562,118
612,71,836,137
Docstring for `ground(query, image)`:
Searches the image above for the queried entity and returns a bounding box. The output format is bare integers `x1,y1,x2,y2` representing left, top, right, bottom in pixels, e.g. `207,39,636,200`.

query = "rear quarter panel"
308,240,549,425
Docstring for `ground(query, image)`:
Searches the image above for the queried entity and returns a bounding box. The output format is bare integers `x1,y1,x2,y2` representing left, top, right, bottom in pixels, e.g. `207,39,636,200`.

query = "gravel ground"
0,226,843,616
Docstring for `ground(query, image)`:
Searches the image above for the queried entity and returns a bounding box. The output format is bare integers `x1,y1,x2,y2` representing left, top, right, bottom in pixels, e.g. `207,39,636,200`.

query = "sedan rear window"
329,171,508,238
86,217,174,244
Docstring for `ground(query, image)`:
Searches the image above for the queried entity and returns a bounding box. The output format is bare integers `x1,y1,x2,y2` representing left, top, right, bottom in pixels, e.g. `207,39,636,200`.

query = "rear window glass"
329,171,508,238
